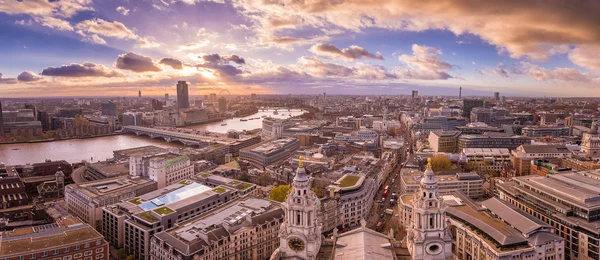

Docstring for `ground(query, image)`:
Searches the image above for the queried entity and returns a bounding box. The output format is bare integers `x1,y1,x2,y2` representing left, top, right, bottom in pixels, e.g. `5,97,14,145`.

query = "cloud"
114,53,162,72
196,28,218,38
177,41,210,51
568,45,600,72
310,43,384,61
268,17,302,29
201,54,246,65
17,71,43,82
76,18,137,39
0,73,18,84
33,16,74,31
298,56,354,77
82,34,107,45
15,19,33,26
233,0,600,62
396,44,454,80
521,62,593,82
116,6,130,16
475,62,510,78
159,58,184,70
138,37,161,48
0,0,93,18
41,62,124,77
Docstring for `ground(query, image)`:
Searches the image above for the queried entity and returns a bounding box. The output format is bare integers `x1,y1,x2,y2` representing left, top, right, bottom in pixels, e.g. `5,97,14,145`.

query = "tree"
126,255,135,260
430,154,452,172
116,248,127,260
311,187,325,198
237,172,251,182
269,185,291,202
388,127,397,137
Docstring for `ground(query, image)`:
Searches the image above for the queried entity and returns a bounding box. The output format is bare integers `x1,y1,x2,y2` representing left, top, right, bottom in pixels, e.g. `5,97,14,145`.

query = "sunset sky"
1,0,599,97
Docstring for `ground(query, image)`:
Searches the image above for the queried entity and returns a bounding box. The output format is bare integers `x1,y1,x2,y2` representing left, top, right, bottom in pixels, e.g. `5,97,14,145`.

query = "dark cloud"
17,71,43,82
201,54,245,64
114,52,162,72
0,73,18,84
159,58,183,70
311,43,384,61
41,62,124,77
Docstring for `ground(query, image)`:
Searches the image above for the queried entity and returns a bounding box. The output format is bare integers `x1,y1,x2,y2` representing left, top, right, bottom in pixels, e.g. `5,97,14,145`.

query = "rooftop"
246,138,298,155
135,182,213,211
333,227,394,260
66,175,156,200
0,217,104,256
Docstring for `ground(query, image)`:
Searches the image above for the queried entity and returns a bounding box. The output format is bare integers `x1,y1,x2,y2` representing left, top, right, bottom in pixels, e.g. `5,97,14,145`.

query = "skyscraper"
412,90,418,99
459,86,462,99
101,101,117,117
165,93,169,100
176,81,189,109
218,97,227,112
0,101,4,137
209,93,217,102
494,92,500,101
462,99,484,118
138,90,141,98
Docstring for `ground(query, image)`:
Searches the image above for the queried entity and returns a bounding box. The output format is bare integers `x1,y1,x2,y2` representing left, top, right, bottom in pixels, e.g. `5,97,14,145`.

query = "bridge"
122,126,227,147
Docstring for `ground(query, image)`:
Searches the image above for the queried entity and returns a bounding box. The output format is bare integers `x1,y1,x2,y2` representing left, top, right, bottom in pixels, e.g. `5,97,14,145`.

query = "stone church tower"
406,158,453,259
581,121,600,159
278,156,322,259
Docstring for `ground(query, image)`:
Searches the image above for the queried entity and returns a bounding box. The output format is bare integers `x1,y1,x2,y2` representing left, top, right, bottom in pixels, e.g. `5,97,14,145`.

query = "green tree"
269,185,291,202
126,255,135,260
116,248,127,260
430,154,452,172
237,172,251,182
311,187,325,198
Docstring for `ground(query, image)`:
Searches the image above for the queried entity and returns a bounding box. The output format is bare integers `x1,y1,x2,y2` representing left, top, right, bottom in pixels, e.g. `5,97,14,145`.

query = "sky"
1,0,600,98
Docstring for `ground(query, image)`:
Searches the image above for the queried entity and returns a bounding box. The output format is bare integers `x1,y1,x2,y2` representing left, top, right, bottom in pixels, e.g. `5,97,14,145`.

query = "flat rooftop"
247,138,297,155
114,145,169,157
66,176,156,199
87,161,129,177
401,169,481,185
514,171,600,209
463,148,510,156
126,182,216,213
0,216,103,256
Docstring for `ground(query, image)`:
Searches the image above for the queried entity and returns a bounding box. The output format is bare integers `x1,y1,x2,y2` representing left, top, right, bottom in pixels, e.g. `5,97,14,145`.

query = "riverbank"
0,132,123,145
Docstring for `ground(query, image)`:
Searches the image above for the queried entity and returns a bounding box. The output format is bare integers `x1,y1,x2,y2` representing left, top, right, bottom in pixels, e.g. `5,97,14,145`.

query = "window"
63,256,72,260
42,252,48,257
95,248,104,253
54,249,60,255
95,254,103,259
31,254,36,259
74,253,82,259
84,251,92,256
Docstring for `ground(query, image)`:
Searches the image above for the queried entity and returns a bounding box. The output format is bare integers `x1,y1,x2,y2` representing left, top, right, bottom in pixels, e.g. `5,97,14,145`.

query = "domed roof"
293,156,308,182
421,158,436,185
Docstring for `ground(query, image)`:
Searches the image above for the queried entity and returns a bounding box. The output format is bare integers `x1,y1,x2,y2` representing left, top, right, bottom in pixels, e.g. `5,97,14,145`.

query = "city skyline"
1,1,600,98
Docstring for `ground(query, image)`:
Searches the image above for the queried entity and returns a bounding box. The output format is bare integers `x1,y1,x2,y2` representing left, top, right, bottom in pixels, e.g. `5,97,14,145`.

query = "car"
381,198,386,203
391,192,397,197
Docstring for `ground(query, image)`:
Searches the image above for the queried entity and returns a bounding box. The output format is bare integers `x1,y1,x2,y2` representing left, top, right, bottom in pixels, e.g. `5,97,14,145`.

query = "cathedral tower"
278,156,322,259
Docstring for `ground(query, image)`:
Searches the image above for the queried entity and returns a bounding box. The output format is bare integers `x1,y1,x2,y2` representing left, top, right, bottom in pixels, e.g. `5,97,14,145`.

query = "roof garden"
166,155,189,168
240,183,253,190
129,198,144,205
200,173,211,178
179,180,192,185
153,207,174,215
212,186,227,194
137,212,158,222
229,180,241,185
339,175,361,188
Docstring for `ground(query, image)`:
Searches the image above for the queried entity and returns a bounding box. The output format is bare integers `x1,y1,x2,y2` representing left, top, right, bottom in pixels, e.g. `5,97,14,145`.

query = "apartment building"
510,144,571,176
64,176,157,229
102,181,242,260
428,130,460,153
239,138,300,168
458,132,531,151
0,216,109,260
130,153,194,188
399,169,484,198
150,196,284,260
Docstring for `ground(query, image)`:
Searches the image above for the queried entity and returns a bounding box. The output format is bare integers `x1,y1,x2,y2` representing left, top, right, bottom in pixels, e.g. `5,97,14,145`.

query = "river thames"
0,109,305,165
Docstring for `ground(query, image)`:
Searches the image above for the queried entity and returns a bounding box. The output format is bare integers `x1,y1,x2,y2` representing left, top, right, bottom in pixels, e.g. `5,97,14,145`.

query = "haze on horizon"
1,0,600,98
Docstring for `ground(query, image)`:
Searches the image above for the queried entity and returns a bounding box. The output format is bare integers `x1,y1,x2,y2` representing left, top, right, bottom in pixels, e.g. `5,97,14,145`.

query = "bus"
382,185,389,197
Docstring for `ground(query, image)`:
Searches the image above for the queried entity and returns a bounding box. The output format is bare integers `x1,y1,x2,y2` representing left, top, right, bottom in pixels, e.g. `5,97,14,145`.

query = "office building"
262,118,288,139
176,81,190,109
0,172,29,209
412,116,467,136
462,148,512,173
151,99,163,111
239,138,300,168
462,99,484,118
458,132,531,151
139,90,142,98
399,168,484,198
64,176,157,229
102,181,242,260
497,171,600,259
428,130,460,153
218,96,227,112
165,93,169,100
522,126,570,137
412,90,418,99
510,144,571,176
122,112,142,126
129,153,194,188
493,91,500,101
2,121,43,137
37,110,50,131
101,101,117,117
150,196,283,260
0,216,109,260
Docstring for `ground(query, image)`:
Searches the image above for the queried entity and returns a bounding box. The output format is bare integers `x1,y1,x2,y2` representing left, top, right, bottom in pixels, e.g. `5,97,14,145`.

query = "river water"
0,108,305,165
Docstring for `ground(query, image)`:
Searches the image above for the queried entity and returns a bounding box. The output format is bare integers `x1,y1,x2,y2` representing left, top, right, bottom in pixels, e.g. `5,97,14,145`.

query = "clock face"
288,237,305,251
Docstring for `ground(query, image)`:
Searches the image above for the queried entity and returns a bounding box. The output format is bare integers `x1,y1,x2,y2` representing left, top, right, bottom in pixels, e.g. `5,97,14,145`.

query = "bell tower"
278,156,322,260
406,158,453,259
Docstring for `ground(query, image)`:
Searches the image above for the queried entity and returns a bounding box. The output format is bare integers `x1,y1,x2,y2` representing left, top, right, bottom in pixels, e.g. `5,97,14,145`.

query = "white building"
129,153,194,188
